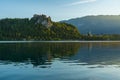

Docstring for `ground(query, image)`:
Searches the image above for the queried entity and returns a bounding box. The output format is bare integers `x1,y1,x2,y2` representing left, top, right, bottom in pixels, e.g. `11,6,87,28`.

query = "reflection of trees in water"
0,43,80,66
1,42,120,66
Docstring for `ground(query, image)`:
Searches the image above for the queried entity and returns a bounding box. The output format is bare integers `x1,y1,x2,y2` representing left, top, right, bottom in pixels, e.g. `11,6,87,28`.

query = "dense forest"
0,14,120,41
0,14,80,40
81,34,120,40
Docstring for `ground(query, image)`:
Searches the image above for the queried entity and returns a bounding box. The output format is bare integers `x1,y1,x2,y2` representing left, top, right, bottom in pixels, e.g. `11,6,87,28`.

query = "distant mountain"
61,15,120,34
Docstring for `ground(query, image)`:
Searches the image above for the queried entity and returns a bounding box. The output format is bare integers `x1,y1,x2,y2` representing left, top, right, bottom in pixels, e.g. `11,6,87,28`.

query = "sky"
0,0,120,21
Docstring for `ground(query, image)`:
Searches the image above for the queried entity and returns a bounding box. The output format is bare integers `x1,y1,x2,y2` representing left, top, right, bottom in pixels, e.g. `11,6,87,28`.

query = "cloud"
66,0,97,6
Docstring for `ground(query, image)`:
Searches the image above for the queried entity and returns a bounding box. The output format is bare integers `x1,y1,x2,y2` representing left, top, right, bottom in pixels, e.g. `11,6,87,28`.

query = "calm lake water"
0,42,120,80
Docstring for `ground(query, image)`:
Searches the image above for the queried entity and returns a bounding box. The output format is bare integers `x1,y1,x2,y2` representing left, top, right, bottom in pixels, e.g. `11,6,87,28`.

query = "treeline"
0,15,120,41
81,34,120,40
0,18,80,40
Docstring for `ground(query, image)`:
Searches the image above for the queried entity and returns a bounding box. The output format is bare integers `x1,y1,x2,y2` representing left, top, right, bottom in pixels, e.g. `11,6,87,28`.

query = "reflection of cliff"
1,42,120,66
0,43,80,66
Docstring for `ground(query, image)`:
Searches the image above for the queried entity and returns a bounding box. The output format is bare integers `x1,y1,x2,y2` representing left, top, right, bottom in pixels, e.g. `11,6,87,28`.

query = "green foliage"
1,15,119,41
0,17,81,40
81,34,120,40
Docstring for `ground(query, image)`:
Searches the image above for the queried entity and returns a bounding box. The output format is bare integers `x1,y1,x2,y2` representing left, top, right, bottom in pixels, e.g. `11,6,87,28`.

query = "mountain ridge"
61,15,120,34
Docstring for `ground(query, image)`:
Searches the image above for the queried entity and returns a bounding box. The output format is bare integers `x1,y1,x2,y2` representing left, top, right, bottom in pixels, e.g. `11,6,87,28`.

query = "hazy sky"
0,0,120,21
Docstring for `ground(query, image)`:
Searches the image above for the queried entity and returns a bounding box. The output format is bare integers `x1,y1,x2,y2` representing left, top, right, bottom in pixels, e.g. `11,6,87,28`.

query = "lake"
0,42,120,80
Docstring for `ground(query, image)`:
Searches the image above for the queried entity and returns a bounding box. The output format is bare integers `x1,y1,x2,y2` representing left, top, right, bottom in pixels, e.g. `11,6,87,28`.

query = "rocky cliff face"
31,14,53,28
0,14,81,40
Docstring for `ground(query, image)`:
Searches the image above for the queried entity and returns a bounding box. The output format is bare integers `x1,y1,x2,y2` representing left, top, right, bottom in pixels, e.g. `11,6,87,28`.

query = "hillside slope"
0,14,80,40
62,15,120,34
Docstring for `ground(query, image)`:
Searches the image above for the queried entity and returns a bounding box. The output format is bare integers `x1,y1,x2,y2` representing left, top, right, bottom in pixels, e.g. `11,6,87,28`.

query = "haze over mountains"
62,15,120,34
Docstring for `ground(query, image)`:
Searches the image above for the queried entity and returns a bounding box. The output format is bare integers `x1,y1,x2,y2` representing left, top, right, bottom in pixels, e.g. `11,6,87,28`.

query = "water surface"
0,42,120,80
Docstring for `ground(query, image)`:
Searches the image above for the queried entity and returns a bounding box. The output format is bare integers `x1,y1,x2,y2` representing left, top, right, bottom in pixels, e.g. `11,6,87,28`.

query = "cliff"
0,14,80,40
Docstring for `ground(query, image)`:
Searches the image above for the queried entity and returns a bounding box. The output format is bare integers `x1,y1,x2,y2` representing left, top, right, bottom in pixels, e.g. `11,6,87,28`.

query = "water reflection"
0,42,120,67
0,43,80,67
72,42,120,65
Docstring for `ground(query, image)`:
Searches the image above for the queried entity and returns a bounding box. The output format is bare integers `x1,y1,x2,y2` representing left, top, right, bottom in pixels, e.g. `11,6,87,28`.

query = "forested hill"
0,14,80,40
62,15,120,34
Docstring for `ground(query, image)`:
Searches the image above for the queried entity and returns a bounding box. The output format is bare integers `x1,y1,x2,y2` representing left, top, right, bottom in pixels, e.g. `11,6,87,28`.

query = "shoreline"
1,40,120,43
